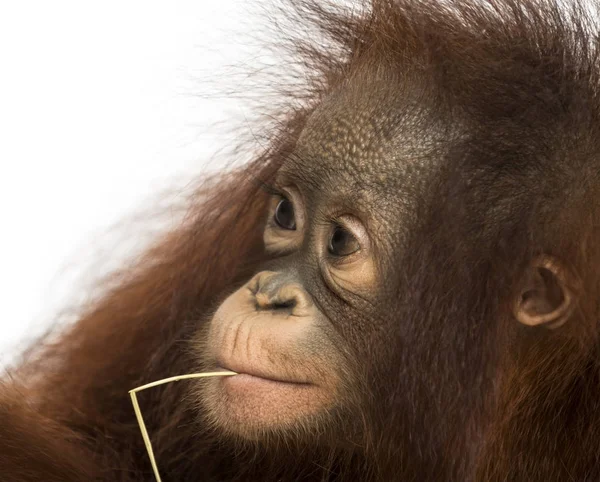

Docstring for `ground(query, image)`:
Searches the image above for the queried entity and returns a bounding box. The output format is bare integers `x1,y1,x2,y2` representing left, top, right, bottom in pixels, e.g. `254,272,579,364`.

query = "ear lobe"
513,256,575,329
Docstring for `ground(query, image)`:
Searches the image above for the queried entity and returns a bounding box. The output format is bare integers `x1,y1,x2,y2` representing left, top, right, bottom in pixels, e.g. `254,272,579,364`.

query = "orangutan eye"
328,225,360,257
274,198,296,230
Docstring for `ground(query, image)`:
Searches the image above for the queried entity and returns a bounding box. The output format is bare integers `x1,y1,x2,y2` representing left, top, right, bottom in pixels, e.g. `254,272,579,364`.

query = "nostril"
250,275,312,314
272,298,297,310
255,293,297,311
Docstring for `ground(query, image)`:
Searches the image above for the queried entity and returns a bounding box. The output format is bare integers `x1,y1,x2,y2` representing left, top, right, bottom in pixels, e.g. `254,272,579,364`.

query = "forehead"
280,80,443,207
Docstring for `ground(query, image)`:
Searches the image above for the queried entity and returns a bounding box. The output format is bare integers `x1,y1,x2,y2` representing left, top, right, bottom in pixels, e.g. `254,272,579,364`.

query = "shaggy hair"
2,1,600,480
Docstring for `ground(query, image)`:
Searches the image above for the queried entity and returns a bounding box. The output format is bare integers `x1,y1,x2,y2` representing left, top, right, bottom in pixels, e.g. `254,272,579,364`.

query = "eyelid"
331,215,369,248
265,185,304,236
264,178,301,205
278,184,304,210
323,217,371,268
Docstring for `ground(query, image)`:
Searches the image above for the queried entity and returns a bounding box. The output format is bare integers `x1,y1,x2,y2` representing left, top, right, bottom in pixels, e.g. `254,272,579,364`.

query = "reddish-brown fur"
3,1,600,480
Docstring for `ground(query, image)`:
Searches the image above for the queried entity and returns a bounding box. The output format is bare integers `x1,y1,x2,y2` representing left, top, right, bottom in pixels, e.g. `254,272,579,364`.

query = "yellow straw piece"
129,371,237,482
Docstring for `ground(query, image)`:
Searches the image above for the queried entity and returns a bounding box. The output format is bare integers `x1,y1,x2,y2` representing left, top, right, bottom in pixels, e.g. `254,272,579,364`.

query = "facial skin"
195,83,404,441
194,77,577,445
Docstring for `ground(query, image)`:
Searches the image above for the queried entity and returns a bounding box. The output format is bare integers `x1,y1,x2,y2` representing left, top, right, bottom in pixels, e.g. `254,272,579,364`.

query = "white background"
2,1,592,363
0,1,274,362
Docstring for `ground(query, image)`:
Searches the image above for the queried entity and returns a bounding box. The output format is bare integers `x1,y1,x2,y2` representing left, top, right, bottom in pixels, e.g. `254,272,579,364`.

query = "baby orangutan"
3,1,600,481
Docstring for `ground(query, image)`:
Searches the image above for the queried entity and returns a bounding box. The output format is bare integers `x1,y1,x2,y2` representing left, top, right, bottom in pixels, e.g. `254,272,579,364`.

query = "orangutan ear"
513,256,575,329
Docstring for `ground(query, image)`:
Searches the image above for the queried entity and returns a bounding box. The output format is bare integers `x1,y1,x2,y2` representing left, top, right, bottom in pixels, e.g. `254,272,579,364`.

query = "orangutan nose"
248,271,313,316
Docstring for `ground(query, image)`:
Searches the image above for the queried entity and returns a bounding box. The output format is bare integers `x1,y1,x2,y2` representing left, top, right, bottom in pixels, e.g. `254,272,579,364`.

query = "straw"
129,371,237,482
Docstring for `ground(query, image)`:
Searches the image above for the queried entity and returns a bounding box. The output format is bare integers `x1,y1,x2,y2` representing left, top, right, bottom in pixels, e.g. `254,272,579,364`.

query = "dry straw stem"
129,371,237,482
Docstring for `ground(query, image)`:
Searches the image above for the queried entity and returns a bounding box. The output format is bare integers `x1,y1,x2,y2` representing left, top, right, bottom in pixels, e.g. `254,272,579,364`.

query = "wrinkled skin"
196,82,423,442
3,1,600,481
